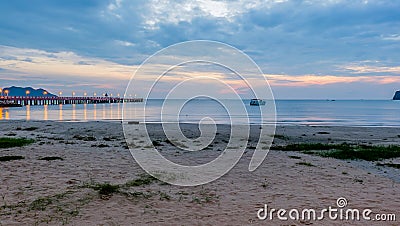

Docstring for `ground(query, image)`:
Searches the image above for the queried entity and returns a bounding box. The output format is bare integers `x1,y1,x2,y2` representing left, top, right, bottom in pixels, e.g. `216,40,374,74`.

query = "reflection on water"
59,104,63,121
26,105,30,121
72,104,76,121
84,104,87,121
93,104,97,120
0,100,400,126
117,103,120,119
110,103,113,119
0,108,10,120
9,103,124,121
44,105,48,120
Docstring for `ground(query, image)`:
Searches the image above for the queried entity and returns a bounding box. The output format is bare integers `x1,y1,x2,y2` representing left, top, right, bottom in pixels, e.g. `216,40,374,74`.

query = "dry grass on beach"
0,121,399,225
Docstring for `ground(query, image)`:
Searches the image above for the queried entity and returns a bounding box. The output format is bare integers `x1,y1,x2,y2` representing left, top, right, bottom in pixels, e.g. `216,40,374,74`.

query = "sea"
0,99,399,127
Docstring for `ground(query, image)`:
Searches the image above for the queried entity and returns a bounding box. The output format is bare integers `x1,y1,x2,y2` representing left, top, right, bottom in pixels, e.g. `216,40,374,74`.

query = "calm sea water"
1,100,399,126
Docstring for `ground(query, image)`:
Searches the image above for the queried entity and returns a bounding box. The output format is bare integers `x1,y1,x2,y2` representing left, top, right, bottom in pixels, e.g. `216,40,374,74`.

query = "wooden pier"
0,96,143,106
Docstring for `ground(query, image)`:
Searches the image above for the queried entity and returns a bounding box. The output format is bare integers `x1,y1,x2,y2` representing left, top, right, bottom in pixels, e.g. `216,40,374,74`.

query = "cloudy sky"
0,0,399,99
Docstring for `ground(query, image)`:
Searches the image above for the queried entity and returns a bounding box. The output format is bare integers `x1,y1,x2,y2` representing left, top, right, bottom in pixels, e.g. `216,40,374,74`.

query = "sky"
0,0,399,99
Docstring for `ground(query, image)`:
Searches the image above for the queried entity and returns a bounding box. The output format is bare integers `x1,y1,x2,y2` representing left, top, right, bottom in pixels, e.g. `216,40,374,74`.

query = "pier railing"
0,96,143,106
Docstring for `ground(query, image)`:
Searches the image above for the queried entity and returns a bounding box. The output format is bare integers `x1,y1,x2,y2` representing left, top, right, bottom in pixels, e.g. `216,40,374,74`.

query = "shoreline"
3,119,400,128
1,120,399,225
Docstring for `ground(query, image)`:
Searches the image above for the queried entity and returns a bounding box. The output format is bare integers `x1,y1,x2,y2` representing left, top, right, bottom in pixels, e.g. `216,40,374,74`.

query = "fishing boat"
249,99,266,106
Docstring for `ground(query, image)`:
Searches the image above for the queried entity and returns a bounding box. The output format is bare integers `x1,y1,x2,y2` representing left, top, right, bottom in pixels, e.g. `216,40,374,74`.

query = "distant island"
393,91,400,100
1,86,56,97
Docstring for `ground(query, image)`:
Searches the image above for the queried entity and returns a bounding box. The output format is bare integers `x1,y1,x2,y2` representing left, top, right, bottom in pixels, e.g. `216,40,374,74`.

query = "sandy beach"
0,120,399,225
